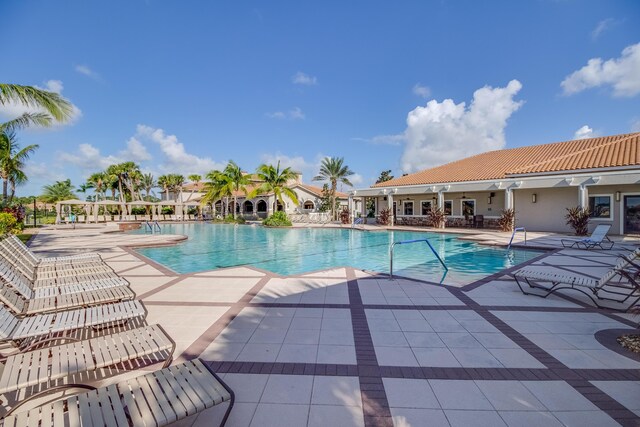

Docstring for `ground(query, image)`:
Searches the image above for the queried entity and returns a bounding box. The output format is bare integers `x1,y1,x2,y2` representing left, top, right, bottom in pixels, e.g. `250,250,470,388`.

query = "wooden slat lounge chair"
513,250,640,311
0,300,146,349
561,224,615,250
0,324,175,410
0,280,135,316
3,358,234,427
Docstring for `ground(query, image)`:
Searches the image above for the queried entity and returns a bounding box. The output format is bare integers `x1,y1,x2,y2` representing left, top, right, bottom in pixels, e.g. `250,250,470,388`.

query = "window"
589,195,612,219
421,201,432,215
403,201,414,216
444,200,452,216
461,200,475,217
303,201,314,210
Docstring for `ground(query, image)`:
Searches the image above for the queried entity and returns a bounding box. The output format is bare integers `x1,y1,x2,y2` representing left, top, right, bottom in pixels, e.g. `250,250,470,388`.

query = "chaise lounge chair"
3,358,234,427
1,234,102,265
513,249,640,311
561,224,615,250
0,324,175,413
0,300,146,351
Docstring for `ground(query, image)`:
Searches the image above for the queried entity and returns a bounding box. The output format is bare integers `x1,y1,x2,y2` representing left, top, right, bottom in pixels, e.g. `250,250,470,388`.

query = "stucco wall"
513,187,577,233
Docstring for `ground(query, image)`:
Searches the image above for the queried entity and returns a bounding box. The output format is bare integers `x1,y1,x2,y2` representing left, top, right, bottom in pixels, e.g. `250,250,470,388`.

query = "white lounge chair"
0,300,146,350
561,224,615,250
1,235,101,265
0,324,175,414
513,249,640,311
2,358,234,427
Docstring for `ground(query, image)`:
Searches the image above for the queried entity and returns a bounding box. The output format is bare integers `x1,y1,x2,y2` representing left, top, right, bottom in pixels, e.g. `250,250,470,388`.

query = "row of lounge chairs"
0,234,234,425
514,247,640,311
62,214,202,224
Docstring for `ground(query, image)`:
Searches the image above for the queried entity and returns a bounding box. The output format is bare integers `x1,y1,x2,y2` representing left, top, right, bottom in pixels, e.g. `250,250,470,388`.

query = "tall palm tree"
167,174,185,202
0,84,73,123
186,174,202,202
140,173,156,201
249,161,299,214
224,161,250,219
78,183,94,201
87,172,106,201
40,179,76,203
201,170,233,217
157,175,169,201
0,130,39,204
313,157,354,220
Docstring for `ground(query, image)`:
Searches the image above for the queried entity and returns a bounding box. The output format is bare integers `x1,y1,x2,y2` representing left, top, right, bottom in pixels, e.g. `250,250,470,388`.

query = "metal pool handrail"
145,221,162,233
507,227,527,250
389,239,448,280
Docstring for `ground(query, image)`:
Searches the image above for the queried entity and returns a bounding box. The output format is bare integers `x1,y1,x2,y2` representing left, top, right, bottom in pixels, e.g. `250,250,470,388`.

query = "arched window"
243,200,254,213
256,200,267,212
303,200,314,210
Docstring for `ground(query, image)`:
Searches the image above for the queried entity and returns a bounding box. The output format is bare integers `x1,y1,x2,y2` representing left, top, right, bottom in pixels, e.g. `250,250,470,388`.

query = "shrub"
497,208,515,232
161,207,174,214
263,211,292,227
130,207,146,215
427,207,446,229
223,215,245,224
565,206,590,236
0,212,19,235
377,208,391,226
339,207,350,224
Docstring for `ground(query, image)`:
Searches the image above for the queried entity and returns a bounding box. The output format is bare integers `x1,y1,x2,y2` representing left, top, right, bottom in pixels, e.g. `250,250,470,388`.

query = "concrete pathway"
24,225,640,427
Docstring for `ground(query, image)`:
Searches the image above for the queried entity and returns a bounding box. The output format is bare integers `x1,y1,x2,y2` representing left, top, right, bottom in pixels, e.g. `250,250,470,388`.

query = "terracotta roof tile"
373,132,640,188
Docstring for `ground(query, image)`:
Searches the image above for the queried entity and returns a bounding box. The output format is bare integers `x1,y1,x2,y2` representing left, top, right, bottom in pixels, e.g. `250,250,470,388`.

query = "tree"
166,174,185,202
140,173,156,201
87,172,106,201
0,131,39,204
157,175,169,201
224,161,249,219
0,84,73,123
318,184,338,213
105,162,140,202
40,179,77,203
313,157,354,220
78,183,94,201
249,161,299,213
376,170,394,184
188,174,202,185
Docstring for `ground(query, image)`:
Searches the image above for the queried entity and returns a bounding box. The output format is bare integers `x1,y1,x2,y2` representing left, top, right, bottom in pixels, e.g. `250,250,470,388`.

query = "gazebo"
55,199,92,223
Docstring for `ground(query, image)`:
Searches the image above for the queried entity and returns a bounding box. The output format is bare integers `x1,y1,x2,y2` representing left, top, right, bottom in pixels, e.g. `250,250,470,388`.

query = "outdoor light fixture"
487,197,492,205
616,191,621,202
532,193,537,203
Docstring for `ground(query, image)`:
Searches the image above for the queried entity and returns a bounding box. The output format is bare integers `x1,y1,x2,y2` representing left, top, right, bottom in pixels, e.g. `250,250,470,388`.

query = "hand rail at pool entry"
389,239,448,280
145,221,162,233
507,227,526,250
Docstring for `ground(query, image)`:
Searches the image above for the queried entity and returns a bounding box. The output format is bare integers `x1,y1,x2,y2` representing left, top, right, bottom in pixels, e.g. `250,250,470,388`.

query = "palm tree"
0,84,73,123
166,174,185,202
40,179,76,203
249,161,299,214
313,157,354,220
224,161,250,219
201,170,233,216
78,183,94,201
186,174,202,202
0,130,39,204
87,172,106,201
157,175,169,201
106,162,140,202
140,173,156,201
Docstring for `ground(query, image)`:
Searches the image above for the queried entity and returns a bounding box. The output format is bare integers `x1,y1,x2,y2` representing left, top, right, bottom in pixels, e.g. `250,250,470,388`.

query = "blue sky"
1,0,639,197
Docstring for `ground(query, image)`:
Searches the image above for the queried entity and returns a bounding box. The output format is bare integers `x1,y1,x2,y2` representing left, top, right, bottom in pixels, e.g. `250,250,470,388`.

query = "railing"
389,239,448,280
507,227,527,250
145,221,162,233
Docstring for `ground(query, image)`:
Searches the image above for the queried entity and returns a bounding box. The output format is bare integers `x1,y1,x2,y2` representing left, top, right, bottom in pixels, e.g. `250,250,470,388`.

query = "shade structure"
55,199,88,223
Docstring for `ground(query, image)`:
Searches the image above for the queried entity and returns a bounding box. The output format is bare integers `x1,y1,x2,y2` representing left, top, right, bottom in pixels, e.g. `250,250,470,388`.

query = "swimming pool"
133,224,542,285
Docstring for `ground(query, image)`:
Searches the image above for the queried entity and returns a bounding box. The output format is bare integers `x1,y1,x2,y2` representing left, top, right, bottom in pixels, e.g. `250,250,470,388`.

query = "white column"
348,195,354,224
504,189,513,210
388,193,394,226
578,185,588,208
437,191,445,210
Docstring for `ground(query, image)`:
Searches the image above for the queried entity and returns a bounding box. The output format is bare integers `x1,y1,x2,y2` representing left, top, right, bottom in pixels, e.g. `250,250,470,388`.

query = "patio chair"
513,251,640,311
0,235,101,265
0,324,175,413
561,224,614,250
2,358,234,427
0,300,146,351
473,215,484,228
0,278,135,316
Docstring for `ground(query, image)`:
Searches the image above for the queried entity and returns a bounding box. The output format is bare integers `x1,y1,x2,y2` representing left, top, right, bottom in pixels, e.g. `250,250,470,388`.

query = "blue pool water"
133,224,542,285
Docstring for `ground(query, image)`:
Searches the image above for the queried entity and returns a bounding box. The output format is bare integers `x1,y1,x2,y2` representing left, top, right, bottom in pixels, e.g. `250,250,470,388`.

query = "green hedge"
263,211,292,227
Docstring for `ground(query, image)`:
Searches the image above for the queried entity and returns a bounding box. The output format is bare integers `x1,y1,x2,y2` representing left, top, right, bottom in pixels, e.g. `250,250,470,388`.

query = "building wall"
513,187,577,233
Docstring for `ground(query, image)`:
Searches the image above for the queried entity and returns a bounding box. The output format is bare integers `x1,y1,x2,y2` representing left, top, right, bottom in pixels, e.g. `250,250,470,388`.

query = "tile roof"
373,132,640,188
294,183,348,199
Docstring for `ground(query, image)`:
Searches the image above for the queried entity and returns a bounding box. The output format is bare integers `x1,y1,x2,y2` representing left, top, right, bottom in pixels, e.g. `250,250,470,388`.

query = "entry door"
624,195,640,234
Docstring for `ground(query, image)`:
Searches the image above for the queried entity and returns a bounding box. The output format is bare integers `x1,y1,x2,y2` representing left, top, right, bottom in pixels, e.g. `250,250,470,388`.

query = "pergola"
55,199,93,223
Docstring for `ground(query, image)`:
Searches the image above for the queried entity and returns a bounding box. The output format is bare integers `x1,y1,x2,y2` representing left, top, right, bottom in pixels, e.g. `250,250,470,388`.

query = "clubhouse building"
350,132,640,235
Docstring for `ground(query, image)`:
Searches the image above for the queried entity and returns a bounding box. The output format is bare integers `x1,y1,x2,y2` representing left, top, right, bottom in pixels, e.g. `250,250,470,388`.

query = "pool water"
133,224,542,285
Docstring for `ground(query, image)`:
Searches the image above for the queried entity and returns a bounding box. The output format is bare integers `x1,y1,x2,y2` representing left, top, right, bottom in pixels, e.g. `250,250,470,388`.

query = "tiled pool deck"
27,226,640,427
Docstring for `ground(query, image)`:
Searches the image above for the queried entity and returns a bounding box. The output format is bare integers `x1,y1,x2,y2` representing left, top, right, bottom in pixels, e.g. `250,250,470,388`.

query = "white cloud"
23,161,66,183
0,79,82,128
292,72,317,86
266,107,305,120
591,18,616,40
57,136,151,173
573,125,596,140
631,118,640,132
400,79,523,173
135,124,226,175
561,43,640,97
349,173,363,186
351,134,405,145
412,83,431,98
74,64,100,80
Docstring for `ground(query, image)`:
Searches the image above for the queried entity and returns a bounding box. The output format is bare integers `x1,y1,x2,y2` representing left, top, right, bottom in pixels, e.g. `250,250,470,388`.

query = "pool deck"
23,224,640,427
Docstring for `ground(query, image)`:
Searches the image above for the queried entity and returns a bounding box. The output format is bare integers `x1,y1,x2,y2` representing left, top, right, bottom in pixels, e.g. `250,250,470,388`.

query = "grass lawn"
16,234,32,244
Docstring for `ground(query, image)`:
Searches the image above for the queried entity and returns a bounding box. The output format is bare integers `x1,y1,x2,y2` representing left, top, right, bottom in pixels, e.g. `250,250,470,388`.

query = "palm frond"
0,83,73,122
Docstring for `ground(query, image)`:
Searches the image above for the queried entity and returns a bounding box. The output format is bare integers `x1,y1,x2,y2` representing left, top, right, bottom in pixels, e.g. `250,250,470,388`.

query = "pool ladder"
145,221,162,233
507,227,527,250
389,239,448,280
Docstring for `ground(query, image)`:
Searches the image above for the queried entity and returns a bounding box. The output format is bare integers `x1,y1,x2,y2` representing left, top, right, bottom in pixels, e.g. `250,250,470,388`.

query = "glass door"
624,195,640,234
